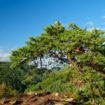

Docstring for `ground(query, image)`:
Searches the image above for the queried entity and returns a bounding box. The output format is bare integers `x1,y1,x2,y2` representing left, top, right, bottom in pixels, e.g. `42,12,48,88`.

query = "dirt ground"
0,92,77,105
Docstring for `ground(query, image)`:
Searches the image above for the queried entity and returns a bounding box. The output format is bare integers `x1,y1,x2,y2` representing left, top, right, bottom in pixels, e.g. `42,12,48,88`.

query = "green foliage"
26,67,74,92
1,22,105,104
26,66,105,104
0,83,18,97
0,62,25,94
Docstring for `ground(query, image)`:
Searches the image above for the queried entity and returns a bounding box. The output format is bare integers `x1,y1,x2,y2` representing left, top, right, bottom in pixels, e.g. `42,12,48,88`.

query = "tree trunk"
40,57,42,68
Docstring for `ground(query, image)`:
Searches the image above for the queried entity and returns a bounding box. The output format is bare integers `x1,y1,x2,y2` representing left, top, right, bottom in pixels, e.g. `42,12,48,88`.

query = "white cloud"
85,20,105,31
0,46,3,49
87,27,94,31
86,21,94,26
101,22,105,25
87,26,105,31
96,27,105,30
102,16,105,19
85,21,95,31
0,50,11,62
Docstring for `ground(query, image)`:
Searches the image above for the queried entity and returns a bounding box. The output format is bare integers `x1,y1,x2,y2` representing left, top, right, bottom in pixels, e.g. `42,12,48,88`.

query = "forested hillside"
0,22,105,105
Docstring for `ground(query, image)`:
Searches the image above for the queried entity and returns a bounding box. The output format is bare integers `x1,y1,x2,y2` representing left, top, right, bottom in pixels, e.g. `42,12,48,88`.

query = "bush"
0,83,18,98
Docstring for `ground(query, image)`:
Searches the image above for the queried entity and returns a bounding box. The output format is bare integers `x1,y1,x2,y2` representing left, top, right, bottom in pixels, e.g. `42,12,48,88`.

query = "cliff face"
0,92,76,105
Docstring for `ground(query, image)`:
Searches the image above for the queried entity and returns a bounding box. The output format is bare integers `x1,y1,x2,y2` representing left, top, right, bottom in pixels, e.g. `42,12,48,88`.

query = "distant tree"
0,62,25,94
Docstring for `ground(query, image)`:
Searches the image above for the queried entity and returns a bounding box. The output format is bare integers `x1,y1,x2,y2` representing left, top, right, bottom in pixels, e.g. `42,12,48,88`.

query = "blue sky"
0,0,105,61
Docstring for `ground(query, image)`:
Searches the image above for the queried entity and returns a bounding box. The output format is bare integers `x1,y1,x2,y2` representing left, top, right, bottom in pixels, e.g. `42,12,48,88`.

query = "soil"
0,92,77,105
